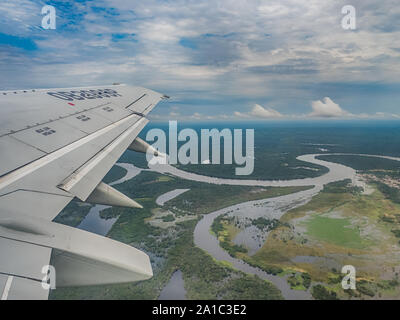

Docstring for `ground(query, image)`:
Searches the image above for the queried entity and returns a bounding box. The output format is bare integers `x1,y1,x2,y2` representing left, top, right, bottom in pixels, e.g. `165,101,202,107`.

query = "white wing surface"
0,84,166,299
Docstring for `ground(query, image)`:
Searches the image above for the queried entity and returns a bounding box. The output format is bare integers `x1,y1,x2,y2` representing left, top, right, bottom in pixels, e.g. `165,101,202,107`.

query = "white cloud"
233,111,250,118
234,104,283,119
309,97,348,118
190,112,203,120
1,0,399,117
250,104,283,118
0,1,42,33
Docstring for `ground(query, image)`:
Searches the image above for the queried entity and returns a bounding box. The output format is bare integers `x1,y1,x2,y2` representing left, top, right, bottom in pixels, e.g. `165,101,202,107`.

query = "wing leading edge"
0,84,167,299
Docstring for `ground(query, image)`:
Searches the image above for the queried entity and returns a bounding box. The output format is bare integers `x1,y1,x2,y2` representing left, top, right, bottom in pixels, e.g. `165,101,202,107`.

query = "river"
78,153,400,299
158,270,187,300
149,153,400,299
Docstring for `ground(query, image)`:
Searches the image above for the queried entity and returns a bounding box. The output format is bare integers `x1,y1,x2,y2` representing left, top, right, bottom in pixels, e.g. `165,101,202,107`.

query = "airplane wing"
0,84,167,300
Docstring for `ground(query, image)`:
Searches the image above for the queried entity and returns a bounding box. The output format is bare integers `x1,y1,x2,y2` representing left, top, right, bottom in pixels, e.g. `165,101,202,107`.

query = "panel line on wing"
0,235,53,251
0,271,43,284
10,135,48,154
0,188,74,199
125,94,147,109
8,135,47,154
1,276,13,300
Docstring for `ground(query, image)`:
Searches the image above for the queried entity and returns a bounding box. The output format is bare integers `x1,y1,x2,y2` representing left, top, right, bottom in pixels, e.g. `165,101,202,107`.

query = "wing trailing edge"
0,213,152,287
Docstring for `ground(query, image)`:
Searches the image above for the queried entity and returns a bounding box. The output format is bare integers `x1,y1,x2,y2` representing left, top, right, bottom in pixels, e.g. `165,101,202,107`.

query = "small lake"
158,270,187,300
77,163,143,236
77,204,115,236
156,189,190,206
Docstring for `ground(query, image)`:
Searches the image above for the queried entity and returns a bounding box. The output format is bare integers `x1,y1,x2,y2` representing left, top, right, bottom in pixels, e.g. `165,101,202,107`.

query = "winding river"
80,153,400,299
149,154,361,188
149,153,400,299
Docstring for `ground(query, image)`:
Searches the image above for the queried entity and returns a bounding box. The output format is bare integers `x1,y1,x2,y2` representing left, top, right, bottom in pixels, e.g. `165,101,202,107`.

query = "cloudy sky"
0,0,399,120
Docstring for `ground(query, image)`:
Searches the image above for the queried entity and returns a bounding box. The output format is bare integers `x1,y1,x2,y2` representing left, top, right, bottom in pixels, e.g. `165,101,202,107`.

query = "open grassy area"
304,215,365,249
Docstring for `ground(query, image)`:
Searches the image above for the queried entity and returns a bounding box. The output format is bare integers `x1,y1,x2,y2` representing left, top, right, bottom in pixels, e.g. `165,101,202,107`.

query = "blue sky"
0,0,399,121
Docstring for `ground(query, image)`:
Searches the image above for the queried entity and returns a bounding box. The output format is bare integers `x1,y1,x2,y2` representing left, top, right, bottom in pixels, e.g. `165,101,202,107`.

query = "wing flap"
0,214,152,288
